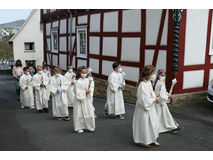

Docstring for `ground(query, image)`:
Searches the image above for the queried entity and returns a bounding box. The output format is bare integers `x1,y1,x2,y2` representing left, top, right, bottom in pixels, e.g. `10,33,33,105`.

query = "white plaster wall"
59,54,67,70
160,10,168,45
52,55,58,66
102,60,114,76
184,9,208,66
90,13,101,32
89,58,99,74
146,9,162,45
68,17,76,33
52,21,58,28
103,11,118,32
47,38,50,51
89,36,100,55
77,59,87,67
47,54,50,65
50,9,56,13
122,9,141,32
121,38,140,62
60,19,67,34
122,66,139,82
68,36,75,52
183,70,204,89
46,23,51,36
78,15,88,24
72,56,76,68
144,50,155,66
209,13,213,56
12,9,44,67
103,37,118,57
43,10,47,14
155,50,167,72
59,37,67,52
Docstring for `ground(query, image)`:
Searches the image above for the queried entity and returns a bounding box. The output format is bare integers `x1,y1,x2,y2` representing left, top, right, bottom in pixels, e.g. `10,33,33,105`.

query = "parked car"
207,80,213,102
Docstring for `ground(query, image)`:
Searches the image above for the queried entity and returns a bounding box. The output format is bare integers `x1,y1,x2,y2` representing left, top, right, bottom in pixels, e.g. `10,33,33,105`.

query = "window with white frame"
209,11,213,55
77,27,87,58
51,30,58,53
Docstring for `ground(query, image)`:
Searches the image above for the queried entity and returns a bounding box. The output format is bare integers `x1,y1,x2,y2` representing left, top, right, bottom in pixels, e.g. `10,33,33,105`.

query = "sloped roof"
9,9,36,42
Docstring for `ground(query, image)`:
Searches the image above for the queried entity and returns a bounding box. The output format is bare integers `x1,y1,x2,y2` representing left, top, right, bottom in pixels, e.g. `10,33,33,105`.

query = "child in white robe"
42,65,51,101
64,66,76,108
132,65,160,148
19,67,35,109
49,66,70,121
104,62,125,120
73,66,95,133
33,66,49,113
154,69,181,134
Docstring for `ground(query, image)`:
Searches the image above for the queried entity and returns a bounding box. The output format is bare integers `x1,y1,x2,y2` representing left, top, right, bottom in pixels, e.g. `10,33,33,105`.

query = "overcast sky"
0,9,32,24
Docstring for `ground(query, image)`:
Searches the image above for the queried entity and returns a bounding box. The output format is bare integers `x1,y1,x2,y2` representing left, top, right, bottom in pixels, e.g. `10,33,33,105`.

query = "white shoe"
120,116,125,120
77,130,84,133
21,105,25,109
88,128,95,132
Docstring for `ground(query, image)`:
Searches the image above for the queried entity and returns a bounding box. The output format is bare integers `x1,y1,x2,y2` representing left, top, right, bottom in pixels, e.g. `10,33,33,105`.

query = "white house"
10,9,44,67
0,28,10,36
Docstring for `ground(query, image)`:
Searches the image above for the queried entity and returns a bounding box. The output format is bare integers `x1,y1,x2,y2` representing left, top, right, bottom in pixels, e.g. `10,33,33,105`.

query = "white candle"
169,78,177,95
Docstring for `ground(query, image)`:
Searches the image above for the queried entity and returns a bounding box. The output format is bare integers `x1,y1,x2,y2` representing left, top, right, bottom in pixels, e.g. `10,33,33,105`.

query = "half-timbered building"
41,9,213,96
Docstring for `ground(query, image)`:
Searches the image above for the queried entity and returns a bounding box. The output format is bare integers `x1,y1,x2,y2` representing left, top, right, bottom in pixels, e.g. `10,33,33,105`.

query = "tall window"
51,30,58,53
77,27,87,58
24,42,35,51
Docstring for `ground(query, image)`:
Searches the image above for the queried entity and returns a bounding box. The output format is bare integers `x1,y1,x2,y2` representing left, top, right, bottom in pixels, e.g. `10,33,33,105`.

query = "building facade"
10,9,44,67
41,9,213,95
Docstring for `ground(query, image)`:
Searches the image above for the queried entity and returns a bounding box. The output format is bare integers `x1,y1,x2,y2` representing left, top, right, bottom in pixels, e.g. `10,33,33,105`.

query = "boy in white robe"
104,62,125,119
49,66,70,121
33,66,49,113
64,66,76,108
19,67,35,109
132,65,160,148
73,66,95,133
154,69,181,134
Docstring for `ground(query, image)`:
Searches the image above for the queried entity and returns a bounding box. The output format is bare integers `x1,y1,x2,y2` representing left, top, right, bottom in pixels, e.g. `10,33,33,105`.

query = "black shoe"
38,110,43,113
63,116,70,121
43,108,49,113
57,117,63,121
116,115,125,120
171,126,183,134
104,109,108,117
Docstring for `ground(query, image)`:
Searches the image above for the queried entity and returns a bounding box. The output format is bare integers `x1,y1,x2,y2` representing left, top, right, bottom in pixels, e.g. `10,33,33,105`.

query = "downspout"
40,9,46,64
172,9,184,73
68,9,73,65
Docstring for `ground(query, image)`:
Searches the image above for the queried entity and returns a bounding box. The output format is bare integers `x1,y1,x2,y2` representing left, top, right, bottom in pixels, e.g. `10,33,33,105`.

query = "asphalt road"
0,75,213,151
